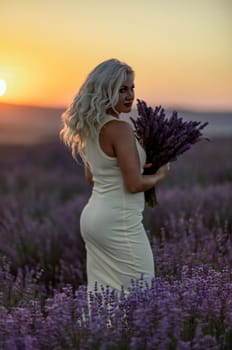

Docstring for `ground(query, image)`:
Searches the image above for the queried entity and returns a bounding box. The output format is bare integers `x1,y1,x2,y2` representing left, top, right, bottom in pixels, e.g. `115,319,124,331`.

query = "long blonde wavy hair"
60,58,134,161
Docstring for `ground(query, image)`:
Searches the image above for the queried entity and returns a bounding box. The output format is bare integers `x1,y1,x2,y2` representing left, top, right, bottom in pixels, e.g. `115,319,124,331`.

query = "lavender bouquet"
130,99,208,207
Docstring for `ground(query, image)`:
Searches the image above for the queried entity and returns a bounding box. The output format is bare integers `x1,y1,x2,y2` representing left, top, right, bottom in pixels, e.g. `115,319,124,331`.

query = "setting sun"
0,80,7,96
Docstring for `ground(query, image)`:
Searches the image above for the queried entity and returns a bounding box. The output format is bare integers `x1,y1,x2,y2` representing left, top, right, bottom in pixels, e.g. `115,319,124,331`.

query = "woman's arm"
108,120,169,193
84,162,94,185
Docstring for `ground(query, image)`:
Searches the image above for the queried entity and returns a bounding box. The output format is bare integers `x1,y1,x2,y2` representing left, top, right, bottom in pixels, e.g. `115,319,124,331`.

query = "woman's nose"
128,89,134,99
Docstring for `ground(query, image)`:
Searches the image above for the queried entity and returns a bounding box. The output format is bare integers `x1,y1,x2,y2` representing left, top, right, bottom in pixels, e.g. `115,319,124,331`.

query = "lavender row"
0,267,231,349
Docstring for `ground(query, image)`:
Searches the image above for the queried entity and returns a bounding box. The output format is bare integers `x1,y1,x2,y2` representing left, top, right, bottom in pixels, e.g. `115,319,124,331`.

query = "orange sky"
1,0,232,111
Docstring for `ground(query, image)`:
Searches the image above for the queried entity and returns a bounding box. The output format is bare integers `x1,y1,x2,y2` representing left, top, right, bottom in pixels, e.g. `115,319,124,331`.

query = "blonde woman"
60,58,169,294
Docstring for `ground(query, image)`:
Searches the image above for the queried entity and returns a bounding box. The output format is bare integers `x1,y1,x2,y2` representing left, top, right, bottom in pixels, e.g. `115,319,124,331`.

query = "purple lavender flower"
130,99,209,207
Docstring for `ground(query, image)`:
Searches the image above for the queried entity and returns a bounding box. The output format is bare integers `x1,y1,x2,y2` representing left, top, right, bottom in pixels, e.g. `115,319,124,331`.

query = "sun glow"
0,80,7,96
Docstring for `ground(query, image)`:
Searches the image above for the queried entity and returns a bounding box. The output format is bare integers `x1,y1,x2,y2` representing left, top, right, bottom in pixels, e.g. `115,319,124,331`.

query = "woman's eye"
119,86,134,93
119,88,126,93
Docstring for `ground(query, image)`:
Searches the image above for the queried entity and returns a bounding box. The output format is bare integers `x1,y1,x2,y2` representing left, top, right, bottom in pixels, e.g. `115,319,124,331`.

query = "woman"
60,58,169,294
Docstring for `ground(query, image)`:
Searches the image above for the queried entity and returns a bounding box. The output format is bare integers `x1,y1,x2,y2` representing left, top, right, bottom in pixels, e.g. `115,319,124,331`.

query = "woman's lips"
124,102,133,107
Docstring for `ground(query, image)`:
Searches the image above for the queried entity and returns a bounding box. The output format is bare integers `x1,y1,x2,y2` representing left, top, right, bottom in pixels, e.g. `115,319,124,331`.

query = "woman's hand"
155,163,170,180
143,162,170,183
143,162,170,178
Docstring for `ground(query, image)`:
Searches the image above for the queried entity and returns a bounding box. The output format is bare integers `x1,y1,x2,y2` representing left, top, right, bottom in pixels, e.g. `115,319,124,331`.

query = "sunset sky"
1,0,231,111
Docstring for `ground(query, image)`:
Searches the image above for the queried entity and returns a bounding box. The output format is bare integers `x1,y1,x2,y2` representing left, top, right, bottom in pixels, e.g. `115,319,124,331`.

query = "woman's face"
108,73,135,117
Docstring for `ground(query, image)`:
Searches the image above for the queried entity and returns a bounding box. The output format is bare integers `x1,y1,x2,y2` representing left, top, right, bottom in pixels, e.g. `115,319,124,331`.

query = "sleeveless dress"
80,115,155,294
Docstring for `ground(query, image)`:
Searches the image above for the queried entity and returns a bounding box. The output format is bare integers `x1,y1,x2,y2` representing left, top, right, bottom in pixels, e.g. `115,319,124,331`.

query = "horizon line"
0,100,232,115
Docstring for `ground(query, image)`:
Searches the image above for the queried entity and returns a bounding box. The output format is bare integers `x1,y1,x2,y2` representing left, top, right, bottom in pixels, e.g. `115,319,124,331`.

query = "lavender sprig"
130,99,209,207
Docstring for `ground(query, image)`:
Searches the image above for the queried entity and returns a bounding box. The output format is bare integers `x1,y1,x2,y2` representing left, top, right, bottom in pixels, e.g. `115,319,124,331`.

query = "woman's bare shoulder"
104,119,134,139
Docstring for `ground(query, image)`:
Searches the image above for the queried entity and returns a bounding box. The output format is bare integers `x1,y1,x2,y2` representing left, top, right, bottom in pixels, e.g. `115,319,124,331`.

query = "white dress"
80,115,155,293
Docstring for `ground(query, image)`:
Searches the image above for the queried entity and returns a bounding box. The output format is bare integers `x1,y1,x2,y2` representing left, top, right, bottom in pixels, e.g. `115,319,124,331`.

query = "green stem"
144,186,158,208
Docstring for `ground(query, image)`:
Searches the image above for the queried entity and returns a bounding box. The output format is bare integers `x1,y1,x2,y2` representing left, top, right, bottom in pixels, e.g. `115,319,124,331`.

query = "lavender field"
0,137,232,349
